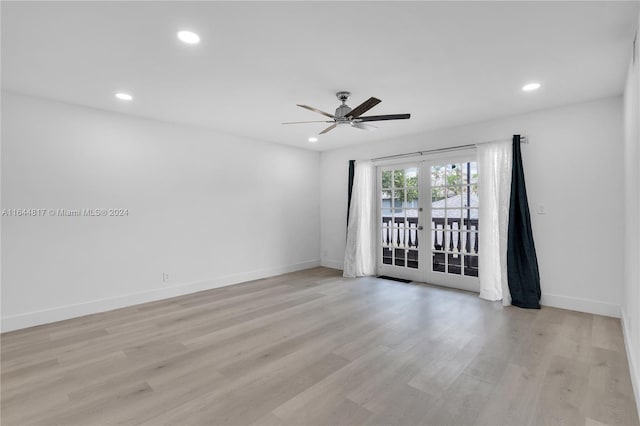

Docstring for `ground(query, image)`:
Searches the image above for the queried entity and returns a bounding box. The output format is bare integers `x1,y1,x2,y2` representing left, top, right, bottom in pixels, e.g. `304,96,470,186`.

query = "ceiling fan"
282,91,411,135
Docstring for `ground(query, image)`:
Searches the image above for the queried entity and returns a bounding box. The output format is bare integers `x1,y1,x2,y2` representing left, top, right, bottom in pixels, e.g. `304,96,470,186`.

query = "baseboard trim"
621,308,640,422
313,265,619,317
540,292,620,318
321,258,344,270
1,259,321,333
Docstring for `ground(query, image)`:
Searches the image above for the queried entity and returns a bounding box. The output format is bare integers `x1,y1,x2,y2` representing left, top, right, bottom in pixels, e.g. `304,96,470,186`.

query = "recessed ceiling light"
177,30,200,44
115,92,133,101
522,82,541,92
308,137,318,143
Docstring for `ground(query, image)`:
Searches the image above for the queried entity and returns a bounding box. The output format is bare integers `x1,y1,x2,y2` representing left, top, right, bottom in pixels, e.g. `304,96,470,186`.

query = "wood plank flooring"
1,267,637,426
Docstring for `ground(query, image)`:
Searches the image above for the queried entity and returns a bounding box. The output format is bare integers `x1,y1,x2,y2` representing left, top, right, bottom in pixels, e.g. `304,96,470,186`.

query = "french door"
377,164,423,282
377,154,480,292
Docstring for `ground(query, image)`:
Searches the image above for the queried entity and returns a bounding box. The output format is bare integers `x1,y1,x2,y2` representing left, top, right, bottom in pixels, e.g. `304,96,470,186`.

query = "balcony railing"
382,217,480,275
382,217,420,248
381,216,479,253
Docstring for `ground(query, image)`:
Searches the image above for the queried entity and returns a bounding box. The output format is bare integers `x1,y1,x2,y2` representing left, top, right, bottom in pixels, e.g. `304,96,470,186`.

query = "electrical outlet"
162,272,169,282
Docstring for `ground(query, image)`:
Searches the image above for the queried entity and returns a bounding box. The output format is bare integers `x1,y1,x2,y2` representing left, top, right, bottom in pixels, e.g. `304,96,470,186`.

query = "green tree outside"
383,165,478,205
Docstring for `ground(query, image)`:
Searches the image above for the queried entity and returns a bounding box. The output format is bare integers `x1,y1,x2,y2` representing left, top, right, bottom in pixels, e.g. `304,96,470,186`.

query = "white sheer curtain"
477,141,512,305
343,161,376,277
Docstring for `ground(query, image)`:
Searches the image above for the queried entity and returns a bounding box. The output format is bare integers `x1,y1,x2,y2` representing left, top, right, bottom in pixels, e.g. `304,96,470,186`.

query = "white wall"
321,96,624,317
622,13,640,418
1,92,321,331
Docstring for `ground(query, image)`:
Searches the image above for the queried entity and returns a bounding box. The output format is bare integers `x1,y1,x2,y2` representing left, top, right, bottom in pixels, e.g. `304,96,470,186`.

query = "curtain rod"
370,136,528,162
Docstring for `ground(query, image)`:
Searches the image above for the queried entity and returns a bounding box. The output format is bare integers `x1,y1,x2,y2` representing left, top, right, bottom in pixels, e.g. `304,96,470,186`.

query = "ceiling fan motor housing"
335,91,352,120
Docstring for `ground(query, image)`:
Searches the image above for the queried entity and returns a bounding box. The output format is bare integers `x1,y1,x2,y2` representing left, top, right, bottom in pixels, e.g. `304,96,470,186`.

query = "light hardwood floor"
1,267,638,426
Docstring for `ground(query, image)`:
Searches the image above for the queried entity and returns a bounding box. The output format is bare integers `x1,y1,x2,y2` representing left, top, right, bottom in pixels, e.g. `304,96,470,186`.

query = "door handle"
418,225,424,230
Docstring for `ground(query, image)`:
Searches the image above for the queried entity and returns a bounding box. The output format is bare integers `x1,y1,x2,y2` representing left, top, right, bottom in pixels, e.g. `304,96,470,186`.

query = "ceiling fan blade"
297,104,335,118
351,123,378,131
282,120,334,124
345,97,381,118
358,114,411,122
319,123,337,135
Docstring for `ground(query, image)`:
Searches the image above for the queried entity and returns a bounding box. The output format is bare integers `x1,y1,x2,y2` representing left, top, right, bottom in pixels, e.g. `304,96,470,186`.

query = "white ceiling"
2,1,638,151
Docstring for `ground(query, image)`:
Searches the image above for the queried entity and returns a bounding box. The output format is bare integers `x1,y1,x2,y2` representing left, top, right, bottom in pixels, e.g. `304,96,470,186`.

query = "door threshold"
376,275,413,283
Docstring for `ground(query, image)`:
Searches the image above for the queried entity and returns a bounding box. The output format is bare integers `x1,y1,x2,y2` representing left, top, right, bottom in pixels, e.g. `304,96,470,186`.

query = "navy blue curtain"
347,160,355,226
507,135,541,309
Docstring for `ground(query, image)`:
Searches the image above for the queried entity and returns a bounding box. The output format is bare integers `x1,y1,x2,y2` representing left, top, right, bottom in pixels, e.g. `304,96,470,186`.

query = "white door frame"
375,149,479,292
